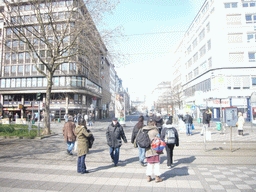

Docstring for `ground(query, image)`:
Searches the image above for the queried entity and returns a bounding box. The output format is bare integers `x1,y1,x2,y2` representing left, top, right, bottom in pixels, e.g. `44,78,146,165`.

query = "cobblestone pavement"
0,115,256,192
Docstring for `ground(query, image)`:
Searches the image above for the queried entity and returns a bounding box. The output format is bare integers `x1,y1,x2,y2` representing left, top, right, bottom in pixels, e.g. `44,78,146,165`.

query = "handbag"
133,129,141,148
192,124,195,130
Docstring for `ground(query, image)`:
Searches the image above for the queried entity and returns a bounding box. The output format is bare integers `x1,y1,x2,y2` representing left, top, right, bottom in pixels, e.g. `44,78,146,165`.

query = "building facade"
0,0,110,121
172,0,256,121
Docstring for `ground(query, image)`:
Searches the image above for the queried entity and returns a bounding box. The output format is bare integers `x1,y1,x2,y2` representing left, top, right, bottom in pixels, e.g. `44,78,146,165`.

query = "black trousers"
165,144,175,166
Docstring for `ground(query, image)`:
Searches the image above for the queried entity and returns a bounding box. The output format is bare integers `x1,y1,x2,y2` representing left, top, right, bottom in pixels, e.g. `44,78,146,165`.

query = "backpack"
151,136,166,153
164,128,176,144
87,129,94,148
136,129,151,148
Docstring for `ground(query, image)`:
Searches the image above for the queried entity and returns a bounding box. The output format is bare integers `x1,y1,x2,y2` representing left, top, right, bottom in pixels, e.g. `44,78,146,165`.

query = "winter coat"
106,122,127,148
237,116,245,130
160,125,179,146
183,114,193,124
63,121,76,142
203,112,211,124
131,116,144,144
75,125,92,157
142,126,163,158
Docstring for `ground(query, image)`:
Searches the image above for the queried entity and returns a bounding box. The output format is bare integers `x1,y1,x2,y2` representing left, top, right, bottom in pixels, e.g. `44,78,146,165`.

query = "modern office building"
0,0,117,121
172,0,256,121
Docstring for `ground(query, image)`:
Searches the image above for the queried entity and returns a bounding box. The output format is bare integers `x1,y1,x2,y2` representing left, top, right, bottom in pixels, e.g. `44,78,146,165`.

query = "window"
38,78,43,87
62,63,68,71
188,59,192,68
18,65,23,73
192,38,197,49
207,39,211,50
24,4,31,11
243,3,256,7
11,53,17,64
193,52,198,63
25,65,30,73
13,40,18,50
194,67,199,76
11,65,16,74
249,52,256,62
252,77,256,86
4,66,9,75
19,40,24,50
6,28,11,37
224,3,237,8
199,29,205,42
199,45,206,57
27,78,31,87
32,78,37,87
206,22,210,33
25,52,30,63
247,33,256,42
5,53,10,64
22,78,26,87
16,78,21,87
187,45,192,54
188,72,193,80
208,57,212,68
18,52,24,63
246,14,256,23
200,61,207,72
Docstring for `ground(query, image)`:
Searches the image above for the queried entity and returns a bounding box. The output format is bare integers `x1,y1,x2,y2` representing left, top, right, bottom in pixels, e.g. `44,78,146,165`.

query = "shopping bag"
206,131,211,141
192,124,195,130
74,141,77,152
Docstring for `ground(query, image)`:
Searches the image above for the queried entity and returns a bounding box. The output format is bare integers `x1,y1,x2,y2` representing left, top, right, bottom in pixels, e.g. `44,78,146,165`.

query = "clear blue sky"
101,0,206,100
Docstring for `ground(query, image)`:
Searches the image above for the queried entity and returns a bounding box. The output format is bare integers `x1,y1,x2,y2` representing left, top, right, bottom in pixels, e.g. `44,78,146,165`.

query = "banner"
115,93,125,120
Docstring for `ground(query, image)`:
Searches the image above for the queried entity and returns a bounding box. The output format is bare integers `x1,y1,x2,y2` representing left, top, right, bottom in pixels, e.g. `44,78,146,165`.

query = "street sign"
191,105,195,111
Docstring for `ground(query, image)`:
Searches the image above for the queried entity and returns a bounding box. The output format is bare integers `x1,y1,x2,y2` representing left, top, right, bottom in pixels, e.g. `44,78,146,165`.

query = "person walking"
155,113,163,134
75,119,93,174
88,113,93,127
143,118,163,183
63,116,76,155
182,112,193,136
106,117,127,166
64,113,69,123
237,112,245,136
201,109,211,136
131,115,146,166
161,119,179,168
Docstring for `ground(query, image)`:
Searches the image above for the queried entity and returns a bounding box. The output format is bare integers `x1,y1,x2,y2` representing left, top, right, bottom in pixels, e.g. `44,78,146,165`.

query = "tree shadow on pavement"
161,155,196,166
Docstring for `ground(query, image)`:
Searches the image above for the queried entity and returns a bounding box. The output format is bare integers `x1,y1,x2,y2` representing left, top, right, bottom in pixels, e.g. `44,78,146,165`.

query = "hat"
112,117,118,121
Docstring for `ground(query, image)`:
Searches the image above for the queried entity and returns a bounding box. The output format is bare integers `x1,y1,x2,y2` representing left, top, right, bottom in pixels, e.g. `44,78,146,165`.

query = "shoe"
67,150,71,155
147,176,152,182
139,161,145,167
81,170,89,174
114,163,118,167
155,176,162,183
167,166,171,169
171,164,174,168
69,151,73,155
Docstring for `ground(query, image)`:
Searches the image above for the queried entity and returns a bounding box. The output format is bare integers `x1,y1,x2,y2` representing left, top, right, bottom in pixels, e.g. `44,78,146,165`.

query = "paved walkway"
0,116,256,191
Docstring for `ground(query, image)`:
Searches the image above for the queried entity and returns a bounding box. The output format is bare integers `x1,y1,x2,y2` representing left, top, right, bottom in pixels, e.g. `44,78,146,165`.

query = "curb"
0,133,58,140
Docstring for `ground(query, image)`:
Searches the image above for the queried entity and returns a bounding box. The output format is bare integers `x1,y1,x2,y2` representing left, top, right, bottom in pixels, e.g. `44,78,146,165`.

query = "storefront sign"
1,118,9,124
3,108,21,111
16,118,26,124
208,99,230,108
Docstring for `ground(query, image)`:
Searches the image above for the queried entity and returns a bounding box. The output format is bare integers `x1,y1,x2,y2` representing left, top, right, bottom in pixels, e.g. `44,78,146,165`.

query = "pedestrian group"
62,113,179,183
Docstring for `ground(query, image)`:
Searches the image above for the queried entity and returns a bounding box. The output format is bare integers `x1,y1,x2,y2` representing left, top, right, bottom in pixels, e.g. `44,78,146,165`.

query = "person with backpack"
161,119,179,168
142,118,163,183
75,119,93,174
106,117,127,166
131,115,146,166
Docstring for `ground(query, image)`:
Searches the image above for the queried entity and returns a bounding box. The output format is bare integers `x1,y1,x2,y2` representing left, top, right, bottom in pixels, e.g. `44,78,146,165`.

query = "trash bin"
58,118,60,123
197,118,201,124
216,122,221,131
32,119,35,124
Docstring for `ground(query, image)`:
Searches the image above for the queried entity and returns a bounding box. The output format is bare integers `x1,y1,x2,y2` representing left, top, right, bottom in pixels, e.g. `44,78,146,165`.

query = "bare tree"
1,0,119,134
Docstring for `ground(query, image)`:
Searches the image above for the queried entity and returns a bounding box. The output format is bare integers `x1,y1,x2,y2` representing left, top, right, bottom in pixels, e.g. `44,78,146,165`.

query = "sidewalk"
0,118,256,191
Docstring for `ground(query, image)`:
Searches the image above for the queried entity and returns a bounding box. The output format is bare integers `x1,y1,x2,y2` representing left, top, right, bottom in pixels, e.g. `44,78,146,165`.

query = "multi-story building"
172,0,256,121
0,0,108,120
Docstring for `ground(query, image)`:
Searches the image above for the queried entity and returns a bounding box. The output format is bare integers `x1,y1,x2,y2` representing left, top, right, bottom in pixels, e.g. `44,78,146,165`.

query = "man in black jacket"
106,117,127,166
201,109,211,136
182,112,193,136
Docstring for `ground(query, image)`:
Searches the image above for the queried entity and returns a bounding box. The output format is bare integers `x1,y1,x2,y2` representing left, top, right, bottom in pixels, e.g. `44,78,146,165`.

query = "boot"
155,176,162,183
147,176,152,182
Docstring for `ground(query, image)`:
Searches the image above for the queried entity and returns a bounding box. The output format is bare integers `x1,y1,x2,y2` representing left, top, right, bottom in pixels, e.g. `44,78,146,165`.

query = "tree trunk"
42,73,53,135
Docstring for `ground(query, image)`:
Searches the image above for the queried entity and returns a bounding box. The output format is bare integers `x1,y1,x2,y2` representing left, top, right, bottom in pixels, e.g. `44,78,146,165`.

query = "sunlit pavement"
0,115,256,191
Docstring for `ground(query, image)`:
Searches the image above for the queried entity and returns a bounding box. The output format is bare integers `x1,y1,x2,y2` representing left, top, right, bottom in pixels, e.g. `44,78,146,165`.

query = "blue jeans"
138,146,145,162
67,141,75,152
110,147,120,165
186,123,192,135
77,155,86,173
